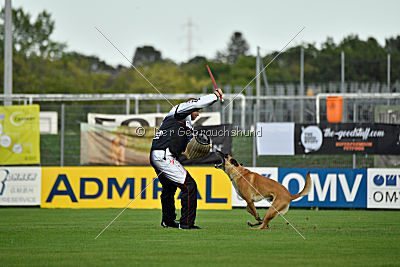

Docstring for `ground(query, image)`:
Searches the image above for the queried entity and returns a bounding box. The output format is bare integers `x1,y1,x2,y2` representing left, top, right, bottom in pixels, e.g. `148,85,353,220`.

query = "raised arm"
174,89,222,120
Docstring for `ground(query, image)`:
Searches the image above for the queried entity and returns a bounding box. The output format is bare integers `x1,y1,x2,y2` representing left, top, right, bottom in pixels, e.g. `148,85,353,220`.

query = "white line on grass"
94,171,164,240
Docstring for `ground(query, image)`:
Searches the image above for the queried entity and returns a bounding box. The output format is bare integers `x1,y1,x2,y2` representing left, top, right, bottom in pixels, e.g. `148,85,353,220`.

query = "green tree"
63,52,116,73
217,32,250,64
339,35,386,81
132,46,162,66
0,7,66,58
385,36,400,84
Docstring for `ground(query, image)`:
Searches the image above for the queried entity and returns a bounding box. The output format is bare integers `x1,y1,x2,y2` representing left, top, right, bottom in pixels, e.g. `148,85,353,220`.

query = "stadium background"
1,1,400,266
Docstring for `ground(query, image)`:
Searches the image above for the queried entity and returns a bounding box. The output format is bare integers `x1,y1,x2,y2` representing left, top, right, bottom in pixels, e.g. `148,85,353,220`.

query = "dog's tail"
291,172,311,200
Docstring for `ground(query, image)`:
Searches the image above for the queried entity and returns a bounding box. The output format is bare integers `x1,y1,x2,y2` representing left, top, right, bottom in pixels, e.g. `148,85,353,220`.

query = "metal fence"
2,84,400,168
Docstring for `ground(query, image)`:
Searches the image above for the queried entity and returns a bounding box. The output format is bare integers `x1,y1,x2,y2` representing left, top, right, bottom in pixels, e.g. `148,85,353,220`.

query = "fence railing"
1,91,399,168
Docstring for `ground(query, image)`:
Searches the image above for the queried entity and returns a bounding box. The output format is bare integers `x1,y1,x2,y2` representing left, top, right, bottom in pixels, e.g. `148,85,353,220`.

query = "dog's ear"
224,153,228,158
230,158,239,167
240,163,243,166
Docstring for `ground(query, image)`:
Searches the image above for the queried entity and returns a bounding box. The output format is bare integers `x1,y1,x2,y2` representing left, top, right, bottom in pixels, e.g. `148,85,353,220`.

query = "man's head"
186,98,200,120
191,110,200,120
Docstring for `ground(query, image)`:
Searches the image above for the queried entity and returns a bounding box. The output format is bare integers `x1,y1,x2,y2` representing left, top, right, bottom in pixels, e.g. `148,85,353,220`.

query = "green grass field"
1,208,399,266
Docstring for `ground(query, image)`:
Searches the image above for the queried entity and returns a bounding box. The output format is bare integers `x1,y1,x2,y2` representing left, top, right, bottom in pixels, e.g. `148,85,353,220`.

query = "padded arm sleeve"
174,94,218,120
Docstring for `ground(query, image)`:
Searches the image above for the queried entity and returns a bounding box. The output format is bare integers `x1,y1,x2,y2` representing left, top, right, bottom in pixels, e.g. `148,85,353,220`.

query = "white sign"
231,167,278,207
40,112,58,134
87,112,221,128
367,168,400,209
256,123,294,155
0,167,41,206
300,125,323,153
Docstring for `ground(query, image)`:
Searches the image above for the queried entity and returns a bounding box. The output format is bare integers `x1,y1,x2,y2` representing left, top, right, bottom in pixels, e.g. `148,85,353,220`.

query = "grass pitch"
1,208,399,266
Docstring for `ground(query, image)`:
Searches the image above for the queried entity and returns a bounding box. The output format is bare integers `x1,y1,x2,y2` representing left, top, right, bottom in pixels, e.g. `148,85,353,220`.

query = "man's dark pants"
152,165,198,226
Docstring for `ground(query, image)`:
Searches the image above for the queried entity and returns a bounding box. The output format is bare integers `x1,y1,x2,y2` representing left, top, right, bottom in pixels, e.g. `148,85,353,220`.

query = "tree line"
0,7,399,95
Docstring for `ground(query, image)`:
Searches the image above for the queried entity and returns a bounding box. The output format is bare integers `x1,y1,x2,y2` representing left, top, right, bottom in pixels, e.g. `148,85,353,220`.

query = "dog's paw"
250,225,269,230
247,220,263,227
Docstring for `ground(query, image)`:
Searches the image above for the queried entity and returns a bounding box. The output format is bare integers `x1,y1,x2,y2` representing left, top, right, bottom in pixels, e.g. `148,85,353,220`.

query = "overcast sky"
9,0,400,67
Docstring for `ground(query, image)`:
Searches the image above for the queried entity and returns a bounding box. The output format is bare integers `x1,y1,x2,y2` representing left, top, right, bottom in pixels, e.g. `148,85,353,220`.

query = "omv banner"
367,168,400,209
278,168,367,208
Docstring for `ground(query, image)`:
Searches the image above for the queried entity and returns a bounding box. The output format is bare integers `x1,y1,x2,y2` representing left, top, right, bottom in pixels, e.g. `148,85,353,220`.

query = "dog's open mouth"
214,150,225,169
214,161,223,169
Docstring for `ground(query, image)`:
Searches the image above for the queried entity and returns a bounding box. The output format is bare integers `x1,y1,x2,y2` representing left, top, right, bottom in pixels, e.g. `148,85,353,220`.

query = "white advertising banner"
256,123,295,155
0,167,41,206
87,112,221,128
367,168,400,209
40,111,58,134
231,167,278,207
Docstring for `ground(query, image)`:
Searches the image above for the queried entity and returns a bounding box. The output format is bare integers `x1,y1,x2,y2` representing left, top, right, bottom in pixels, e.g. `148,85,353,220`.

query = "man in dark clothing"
150,88,223,229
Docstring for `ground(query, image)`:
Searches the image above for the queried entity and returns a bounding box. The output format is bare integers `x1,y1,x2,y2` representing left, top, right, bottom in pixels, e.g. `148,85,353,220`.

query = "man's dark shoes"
179,224,201,229
161,221,179,228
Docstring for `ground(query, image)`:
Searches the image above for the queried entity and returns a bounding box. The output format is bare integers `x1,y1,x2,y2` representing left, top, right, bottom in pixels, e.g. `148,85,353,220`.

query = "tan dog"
215,151,311,229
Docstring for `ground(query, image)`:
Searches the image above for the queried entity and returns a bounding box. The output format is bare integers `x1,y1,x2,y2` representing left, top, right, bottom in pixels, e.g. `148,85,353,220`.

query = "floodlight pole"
253,47,261,167
300,47,304,123
60,104,65,166
341,51,345,93
387,54,391,91
256,47,261,123
3,0,13,106
341,51,356,168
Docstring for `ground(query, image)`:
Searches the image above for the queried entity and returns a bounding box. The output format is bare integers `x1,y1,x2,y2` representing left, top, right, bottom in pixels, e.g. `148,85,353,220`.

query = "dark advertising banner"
295,123,400,155
181,124,233,165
